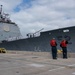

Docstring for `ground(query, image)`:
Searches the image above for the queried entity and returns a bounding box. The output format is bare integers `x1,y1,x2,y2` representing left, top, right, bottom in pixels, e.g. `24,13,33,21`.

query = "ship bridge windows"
63,29,69,32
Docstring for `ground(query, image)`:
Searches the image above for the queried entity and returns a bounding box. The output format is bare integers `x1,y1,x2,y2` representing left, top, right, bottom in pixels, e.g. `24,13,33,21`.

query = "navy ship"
0,5,75,52
0,5,21,43
0,25,75,52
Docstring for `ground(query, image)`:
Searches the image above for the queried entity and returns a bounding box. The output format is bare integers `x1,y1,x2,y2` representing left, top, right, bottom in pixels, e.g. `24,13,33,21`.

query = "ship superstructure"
0,5,21,42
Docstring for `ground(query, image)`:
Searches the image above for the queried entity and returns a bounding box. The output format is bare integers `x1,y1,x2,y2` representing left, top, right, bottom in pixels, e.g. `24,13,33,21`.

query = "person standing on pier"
60,39,68,59
50,38,57,59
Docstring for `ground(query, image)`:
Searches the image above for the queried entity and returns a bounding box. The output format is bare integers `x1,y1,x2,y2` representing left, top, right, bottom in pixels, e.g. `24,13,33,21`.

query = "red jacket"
60,40,68,47
50,39,57,46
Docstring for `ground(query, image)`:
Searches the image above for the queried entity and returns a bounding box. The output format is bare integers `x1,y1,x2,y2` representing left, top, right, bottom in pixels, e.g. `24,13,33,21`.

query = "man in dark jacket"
60,39,68,59
50,38,57,59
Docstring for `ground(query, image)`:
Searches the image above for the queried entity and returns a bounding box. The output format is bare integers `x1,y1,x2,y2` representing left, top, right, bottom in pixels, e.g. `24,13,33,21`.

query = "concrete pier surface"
0,51,75,75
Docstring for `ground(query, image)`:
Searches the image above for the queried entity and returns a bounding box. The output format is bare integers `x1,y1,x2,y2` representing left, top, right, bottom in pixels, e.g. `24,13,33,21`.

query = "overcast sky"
0,0,75,38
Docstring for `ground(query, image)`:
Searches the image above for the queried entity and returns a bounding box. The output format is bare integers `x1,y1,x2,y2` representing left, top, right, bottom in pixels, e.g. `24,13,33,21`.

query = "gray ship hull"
0,26,75,52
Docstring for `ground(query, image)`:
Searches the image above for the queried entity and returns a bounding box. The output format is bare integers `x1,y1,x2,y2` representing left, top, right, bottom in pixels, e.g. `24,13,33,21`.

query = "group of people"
50,38,68,59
